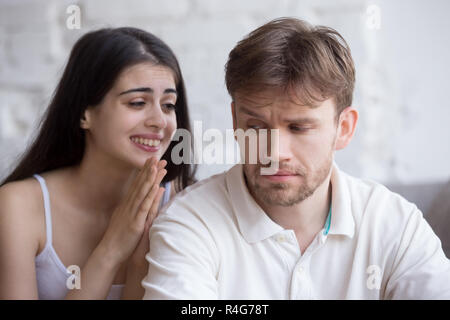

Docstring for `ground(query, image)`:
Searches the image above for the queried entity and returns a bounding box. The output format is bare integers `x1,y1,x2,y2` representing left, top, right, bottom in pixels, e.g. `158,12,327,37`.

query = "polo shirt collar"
225,162,355,244
226,164,283,243
328,163,355,238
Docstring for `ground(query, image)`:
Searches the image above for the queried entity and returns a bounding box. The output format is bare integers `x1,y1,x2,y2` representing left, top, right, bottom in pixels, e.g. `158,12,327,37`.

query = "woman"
0,27,195,299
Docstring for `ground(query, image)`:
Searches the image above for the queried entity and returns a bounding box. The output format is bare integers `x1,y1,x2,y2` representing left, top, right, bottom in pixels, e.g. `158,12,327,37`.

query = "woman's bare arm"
0,157,166,300
0,182,42,299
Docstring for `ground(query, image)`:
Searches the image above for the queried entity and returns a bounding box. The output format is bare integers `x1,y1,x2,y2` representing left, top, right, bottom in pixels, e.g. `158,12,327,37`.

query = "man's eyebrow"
239,106,319,124
119,87,178,96
238,106,266,119
283,117,320,125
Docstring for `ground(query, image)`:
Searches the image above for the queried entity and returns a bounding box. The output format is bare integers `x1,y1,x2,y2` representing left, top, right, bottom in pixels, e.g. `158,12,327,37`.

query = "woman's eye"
129,101,145,107
163,103,176,111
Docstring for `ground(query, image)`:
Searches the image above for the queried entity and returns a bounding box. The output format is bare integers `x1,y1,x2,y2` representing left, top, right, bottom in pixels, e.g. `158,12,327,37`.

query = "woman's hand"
98,157,167,267
121,197,165,300
128,172,166,269
64,157,167,300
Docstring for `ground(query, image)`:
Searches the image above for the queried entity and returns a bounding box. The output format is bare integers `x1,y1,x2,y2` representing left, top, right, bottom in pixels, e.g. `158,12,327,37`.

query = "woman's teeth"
131,137,161,147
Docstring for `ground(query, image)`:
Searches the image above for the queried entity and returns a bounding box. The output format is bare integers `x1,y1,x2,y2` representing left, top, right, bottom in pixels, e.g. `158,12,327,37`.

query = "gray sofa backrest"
387,181,450,258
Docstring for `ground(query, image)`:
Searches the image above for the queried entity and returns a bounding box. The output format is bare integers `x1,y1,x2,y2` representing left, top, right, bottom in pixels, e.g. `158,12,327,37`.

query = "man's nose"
271,129,292,163
259,128,292,164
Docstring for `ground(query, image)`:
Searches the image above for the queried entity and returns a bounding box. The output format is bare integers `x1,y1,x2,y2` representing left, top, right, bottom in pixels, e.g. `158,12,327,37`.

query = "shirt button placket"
292,261,311,299
297,265,304,274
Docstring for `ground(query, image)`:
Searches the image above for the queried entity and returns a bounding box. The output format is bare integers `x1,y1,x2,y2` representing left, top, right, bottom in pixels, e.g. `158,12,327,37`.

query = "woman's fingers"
127,158,158,212
100,157,165,265
125,157,167,230
146,186,165,229
135,183,160,226
126,157,155,205
135,158,165,198
133,157,155,189
154,167,167,188
134,167,167,225
157,159,167,170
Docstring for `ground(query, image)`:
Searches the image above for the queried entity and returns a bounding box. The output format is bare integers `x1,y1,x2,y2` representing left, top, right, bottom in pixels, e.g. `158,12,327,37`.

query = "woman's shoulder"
0,168,69,207
0,177,46,232
0,176,43,211
0,176,47,256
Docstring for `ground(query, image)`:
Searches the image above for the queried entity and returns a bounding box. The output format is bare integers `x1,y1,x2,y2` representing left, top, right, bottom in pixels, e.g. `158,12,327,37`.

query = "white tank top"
33,174,172,300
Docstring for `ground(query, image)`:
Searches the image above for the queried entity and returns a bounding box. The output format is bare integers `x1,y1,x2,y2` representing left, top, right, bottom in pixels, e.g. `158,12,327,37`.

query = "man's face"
233,90,338,207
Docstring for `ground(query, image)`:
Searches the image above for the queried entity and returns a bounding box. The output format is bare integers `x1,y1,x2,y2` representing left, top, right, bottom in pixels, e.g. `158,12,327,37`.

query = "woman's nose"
144,103,167,129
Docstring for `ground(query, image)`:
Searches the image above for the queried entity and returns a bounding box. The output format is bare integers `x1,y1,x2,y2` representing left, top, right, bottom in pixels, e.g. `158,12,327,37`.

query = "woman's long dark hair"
1,27,196,190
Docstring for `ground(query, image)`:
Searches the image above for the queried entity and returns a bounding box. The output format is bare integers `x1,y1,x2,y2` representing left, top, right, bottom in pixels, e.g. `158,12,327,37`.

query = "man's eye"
290,125,310,132
129,101,145,107
247,124,264,130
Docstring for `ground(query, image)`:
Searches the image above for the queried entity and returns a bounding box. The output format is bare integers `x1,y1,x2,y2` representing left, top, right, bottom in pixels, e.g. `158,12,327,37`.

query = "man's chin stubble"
256,185,314,207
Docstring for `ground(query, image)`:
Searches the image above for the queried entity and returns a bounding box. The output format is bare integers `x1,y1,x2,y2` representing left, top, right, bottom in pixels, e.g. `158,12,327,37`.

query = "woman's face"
83,62,178,169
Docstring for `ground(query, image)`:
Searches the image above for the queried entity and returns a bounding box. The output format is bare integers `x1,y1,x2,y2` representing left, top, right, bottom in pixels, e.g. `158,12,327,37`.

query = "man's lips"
272,170,297,176
261,170,299,181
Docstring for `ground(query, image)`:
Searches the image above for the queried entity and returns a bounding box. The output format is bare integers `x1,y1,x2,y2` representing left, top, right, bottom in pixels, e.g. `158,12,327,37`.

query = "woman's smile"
130,134,163,153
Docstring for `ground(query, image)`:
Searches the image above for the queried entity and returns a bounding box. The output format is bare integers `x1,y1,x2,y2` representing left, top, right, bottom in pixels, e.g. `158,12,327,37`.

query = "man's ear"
231,101,237,131
80,108,92,130
335,107,358,150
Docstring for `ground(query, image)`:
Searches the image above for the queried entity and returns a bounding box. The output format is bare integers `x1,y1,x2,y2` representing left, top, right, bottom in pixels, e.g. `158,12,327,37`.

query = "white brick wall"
0,0,449,184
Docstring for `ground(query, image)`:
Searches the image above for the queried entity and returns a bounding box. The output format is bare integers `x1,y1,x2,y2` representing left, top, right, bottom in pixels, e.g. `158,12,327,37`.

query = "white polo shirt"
142,163,450,299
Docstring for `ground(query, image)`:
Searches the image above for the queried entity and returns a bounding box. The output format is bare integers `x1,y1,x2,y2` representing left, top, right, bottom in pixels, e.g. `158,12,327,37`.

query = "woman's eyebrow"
118,87,177,96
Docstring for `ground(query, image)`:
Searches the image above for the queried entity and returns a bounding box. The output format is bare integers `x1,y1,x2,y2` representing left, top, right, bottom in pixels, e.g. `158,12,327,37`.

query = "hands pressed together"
100,157,167,268
79,156,168,299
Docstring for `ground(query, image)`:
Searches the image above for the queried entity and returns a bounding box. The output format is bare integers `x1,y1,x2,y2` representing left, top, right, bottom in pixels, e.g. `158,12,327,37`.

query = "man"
142,18,450,299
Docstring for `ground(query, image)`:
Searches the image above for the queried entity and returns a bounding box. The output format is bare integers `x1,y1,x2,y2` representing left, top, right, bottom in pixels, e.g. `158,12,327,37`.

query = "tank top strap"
33,174,53,247
158,181,172,210
162,181,171,205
